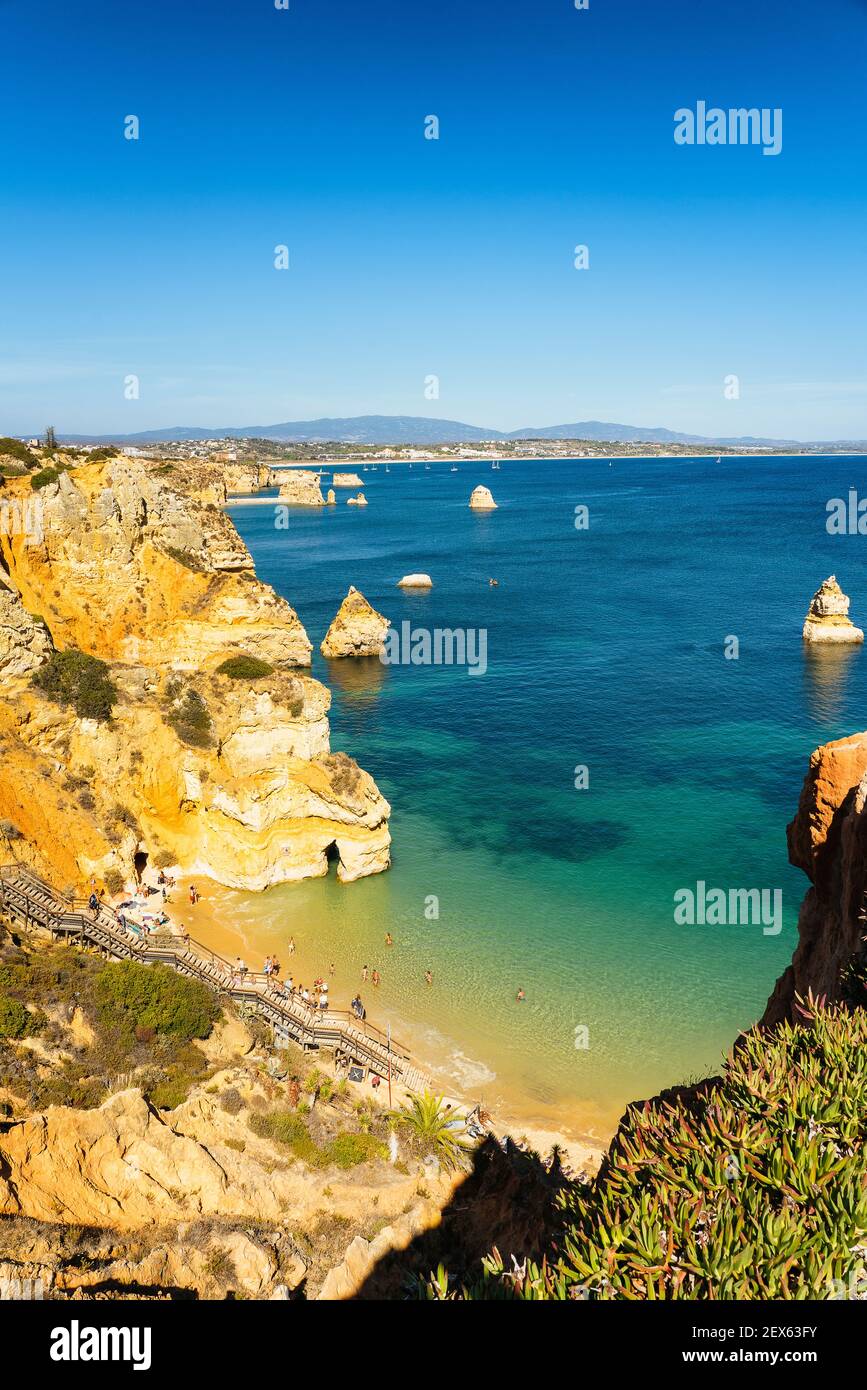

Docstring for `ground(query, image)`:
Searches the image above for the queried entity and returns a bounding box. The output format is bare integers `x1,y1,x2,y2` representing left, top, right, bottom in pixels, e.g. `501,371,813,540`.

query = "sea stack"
397,573,433,589
277,470,325,507
346,493,368,506
333,472,364,488
802,576,864,644
320,586,390,658
325,488,337,505
469,485,497,510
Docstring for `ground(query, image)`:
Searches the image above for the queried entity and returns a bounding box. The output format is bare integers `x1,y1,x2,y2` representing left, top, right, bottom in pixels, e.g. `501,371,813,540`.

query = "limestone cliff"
320,587,390,659
278,470,325,507
762,729,867,1025
224,461,280,493
0,584,51,678
802,575,864,644
0,458,390,890
0,460,311,669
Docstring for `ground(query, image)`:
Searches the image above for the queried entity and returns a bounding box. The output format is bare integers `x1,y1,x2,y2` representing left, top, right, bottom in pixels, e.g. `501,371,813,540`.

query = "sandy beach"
161,873,604,1174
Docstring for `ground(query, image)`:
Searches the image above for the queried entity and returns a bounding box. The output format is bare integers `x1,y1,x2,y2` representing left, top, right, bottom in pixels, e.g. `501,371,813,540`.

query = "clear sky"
1,0,865,439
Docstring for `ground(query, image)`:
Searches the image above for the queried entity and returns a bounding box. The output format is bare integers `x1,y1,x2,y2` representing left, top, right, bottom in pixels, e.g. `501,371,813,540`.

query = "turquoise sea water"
224,455,867,1134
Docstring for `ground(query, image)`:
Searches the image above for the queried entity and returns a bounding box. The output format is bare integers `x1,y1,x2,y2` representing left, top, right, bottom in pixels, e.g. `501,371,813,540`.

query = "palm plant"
387,1091,474,1172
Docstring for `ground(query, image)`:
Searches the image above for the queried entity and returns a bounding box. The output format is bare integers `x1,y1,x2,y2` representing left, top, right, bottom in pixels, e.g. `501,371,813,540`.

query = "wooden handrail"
0,865,418,1078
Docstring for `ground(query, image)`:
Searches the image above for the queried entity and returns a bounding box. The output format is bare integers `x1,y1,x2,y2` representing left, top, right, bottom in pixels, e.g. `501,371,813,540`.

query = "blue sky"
1,0,865,439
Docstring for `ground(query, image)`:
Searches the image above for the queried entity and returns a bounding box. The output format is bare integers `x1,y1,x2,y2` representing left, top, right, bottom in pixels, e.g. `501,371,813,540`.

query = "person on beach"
329,961,335,976
361,964,369,983
288,936,296,955
189,884,199,906
516,988,526,1002
424,969,433,986
88,891,99,918
385,933,393,947
372,968,381,987
264,955,273,976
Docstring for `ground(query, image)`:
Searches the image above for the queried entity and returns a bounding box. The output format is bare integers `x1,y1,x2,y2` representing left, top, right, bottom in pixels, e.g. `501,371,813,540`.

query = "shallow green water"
221,454,867,1131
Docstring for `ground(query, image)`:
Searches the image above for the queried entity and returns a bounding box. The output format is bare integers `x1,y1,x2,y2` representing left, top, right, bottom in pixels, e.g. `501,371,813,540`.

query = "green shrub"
216,654,274,680
0,437,38,468
219,1086,244,1115
94,960,219,1045
327,1132,388,1169
248,1109,326,1166
148,1076,194,1110
32,648,117,722
421,1003,867,1301
30,467,60,490
165,687,212,749
0,995,34,1038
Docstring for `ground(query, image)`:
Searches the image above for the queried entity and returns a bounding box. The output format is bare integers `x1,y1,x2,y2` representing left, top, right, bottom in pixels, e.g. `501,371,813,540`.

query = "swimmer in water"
424,969,433,986
516,988,526,1002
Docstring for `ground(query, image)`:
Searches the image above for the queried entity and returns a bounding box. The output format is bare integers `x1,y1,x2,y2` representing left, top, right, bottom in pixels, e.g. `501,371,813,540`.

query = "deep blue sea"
223,454,867,1136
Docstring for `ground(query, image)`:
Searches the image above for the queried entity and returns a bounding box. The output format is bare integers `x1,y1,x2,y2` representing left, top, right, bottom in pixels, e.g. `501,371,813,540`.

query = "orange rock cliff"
0,457,391,891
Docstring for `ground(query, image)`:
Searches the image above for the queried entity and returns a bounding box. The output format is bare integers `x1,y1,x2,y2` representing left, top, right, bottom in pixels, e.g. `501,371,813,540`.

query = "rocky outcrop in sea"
469,485,497,510
277,470,325,507
320,586,390,659
802,575,864,643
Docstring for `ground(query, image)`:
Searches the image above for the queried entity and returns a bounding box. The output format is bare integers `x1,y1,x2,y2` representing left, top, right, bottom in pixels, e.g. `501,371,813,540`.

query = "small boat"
450,465,458,472
716,455,722,464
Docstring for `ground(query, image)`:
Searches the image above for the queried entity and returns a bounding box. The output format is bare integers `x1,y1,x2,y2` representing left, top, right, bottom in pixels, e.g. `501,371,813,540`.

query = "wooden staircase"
0,865,431,1091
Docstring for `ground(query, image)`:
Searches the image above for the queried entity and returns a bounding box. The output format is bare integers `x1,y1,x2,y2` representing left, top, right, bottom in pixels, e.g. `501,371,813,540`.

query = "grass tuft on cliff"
32,648,118,722
164,679,213,748
421,1001,867,1300
216,654,275,680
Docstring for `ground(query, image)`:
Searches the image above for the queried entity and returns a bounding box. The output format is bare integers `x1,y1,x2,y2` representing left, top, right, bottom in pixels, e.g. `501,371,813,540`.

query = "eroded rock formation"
0,585,52,679
762,729,867,1025
277,470,325,507
469,485,497,510
802,576,864,644
332,472,363,488
320,587,390,659
0,458,390,889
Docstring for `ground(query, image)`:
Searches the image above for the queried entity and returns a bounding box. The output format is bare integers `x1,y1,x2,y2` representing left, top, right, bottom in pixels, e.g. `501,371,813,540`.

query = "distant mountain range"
55,415,863,448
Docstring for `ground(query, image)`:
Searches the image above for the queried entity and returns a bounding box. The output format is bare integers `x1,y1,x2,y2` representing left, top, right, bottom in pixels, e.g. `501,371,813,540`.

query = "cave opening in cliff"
134,850,149,881
324,841,340,875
